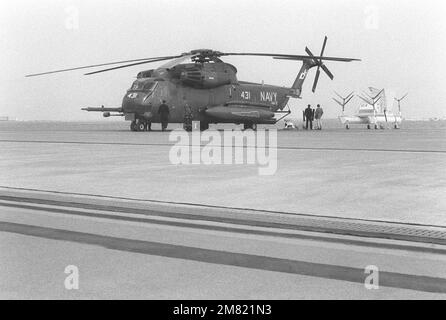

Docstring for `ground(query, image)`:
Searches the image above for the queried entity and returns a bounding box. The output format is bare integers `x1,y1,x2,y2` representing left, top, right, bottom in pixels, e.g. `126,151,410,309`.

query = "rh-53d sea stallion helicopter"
26,37,360,131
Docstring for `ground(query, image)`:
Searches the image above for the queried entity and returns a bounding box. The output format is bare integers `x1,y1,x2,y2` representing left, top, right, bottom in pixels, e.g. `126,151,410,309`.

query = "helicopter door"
208,89,216,106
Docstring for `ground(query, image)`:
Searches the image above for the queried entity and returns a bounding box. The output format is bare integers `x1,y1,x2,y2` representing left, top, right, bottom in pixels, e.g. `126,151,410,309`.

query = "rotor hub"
187,49,224,63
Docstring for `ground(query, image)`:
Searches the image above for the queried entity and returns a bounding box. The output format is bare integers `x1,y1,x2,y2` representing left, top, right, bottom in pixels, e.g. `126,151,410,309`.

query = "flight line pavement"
0,121,445,298
0,189,445,299
0,120,444,225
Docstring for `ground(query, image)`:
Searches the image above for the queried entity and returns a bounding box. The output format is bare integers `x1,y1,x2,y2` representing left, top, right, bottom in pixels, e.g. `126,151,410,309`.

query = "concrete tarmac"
0,120,444,225
0,120,445,299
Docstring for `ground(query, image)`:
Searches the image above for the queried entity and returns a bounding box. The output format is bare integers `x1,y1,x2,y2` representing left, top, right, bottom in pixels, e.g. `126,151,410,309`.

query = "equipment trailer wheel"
183,123,192,132
243,123,257,130
130,121,137,132
136,121,146,132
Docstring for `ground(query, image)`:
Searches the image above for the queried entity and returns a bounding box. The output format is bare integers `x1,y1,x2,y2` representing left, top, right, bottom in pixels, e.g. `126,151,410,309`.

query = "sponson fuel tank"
205,105,275,123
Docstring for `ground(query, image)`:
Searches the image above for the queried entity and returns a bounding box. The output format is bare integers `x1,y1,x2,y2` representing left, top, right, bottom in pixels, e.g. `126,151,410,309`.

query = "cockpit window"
129,81,157,92
144,82,157,91
130,81,144,91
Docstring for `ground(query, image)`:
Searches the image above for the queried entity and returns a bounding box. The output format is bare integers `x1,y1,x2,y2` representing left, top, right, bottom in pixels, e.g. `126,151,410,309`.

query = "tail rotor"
305,36,335,92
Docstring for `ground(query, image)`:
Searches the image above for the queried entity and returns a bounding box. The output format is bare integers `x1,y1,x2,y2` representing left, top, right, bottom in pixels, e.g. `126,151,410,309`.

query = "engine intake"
170,63,237,89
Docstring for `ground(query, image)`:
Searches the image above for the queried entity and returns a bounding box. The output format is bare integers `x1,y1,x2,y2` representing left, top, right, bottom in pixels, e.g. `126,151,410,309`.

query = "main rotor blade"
221,51,360,62
159,54,195,69
25,55,182,77
222,52,310,59
274,56,359,62
399,93,408,101
84,56,182,75
26,50,359,78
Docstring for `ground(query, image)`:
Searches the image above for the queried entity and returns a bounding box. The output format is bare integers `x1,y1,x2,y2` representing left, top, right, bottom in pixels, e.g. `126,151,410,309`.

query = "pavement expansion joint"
1,186,445,246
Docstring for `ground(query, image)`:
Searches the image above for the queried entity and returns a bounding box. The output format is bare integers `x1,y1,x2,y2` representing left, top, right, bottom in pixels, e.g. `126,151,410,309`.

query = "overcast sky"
0,0,445,120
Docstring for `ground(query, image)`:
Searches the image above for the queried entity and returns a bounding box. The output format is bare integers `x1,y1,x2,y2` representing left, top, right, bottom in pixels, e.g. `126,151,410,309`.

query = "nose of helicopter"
122,91,154,114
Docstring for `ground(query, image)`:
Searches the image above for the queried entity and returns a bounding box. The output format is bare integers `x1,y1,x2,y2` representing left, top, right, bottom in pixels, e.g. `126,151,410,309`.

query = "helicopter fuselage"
121,62,293,127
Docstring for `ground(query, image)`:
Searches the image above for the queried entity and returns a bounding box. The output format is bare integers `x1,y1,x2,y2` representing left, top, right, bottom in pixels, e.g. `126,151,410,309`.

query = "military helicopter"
26,37,360,131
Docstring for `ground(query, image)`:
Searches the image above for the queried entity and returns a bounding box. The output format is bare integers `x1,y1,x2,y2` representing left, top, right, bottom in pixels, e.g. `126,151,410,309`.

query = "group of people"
303,104,324,130
146,101,326,132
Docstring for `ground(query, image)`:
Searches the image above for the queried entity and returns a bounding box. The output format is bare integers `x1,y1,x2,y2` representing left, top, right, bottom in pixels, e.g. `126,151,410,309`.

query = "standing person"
304,104,313,130
158,100,170,131
146,103,152,131
314,104,324,130
312,107,315,125
183,104,193,131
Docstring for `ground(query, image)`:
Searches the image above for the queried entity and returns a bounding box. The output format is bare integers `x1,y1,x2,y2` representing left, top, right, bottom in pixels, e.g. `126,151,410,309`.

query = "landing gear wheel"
374,124,378,130
137,121,146,132
367,124,371,130
243,123,256,130
200,122,209,131
345,122,350,130
394,123,399,129
183,118,192,132
130,121,137,132
183,123,192,132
